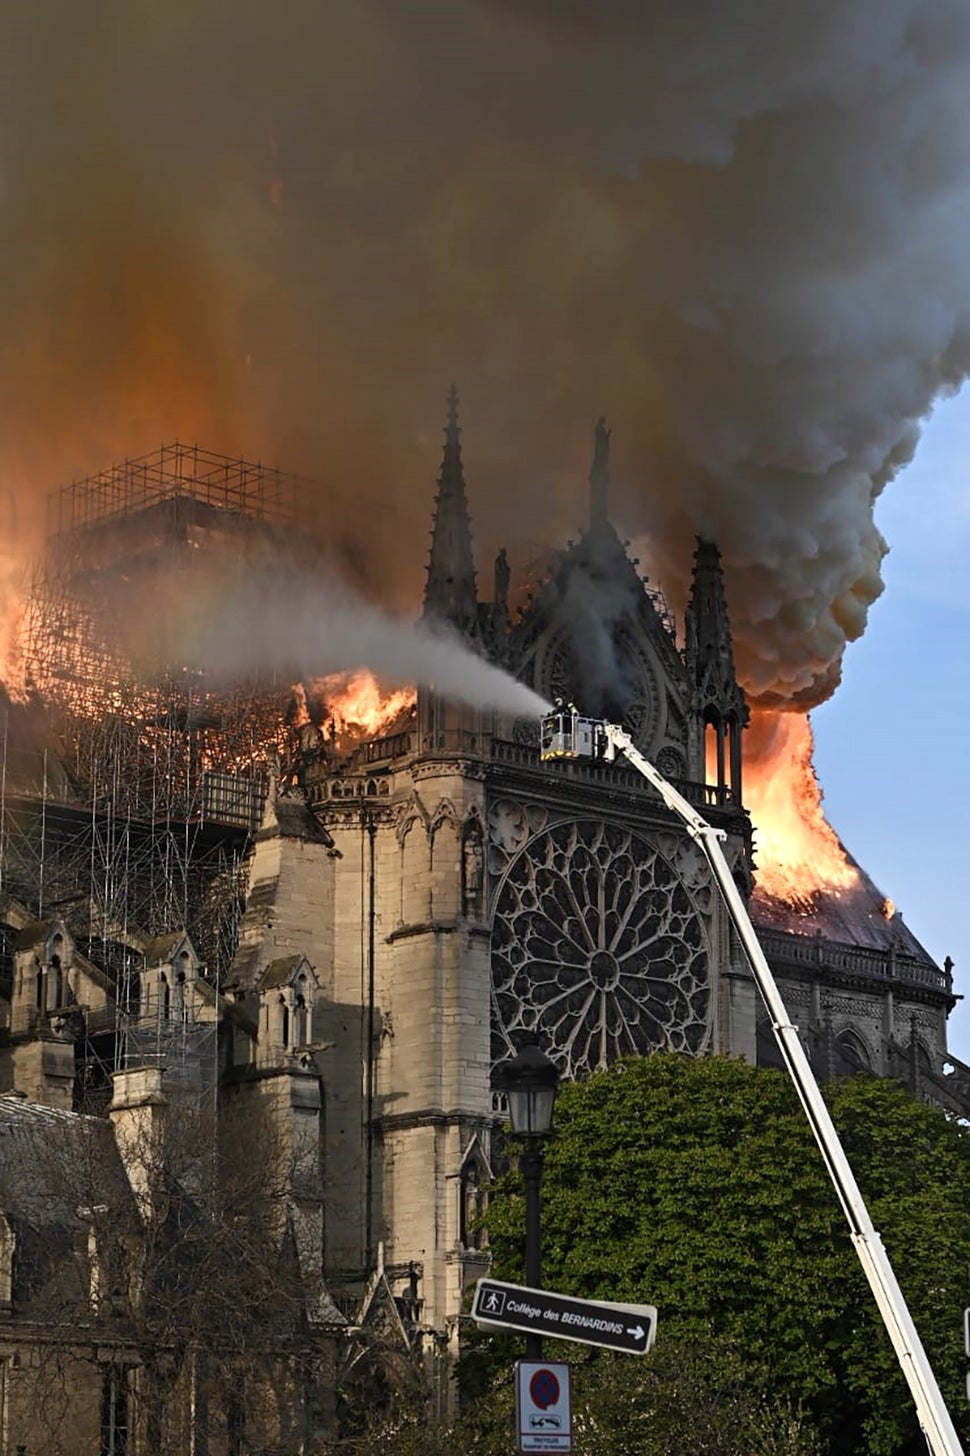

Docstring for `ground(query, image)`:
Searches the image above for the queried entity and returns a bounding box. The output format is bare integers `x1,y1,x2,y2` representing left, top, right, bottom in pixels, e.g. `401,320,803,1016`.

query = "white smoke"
183,569,550,719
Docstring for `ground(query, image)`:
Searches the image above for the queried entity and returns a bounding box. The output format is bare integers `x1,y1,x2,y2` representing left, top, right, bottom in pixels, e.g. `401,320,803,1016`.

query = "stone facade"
0,403,963,1440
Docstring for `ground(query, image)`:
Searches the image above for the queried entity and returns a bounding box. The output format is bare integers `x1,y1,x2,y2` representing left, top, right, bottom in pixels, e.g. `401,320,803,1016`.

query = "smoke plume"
186,571,549,719
2,3,970,707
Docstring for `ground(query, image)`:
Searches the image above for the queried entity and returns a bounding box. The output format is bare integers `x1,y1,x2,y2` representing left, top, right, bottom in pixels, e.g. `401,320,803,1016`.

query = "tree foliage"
482,1054,970,1456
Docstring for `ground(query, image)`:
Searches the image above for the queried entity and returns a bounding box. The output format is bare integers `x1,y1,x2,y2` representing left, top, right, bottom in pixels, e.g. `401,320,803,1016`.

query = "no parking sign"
515,1359,572,1452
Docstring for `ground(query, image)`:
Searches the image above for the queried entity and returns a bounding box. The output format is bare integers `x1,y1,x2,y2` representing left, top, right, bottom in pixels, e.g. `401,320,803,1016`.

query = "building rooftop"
752,847,941,969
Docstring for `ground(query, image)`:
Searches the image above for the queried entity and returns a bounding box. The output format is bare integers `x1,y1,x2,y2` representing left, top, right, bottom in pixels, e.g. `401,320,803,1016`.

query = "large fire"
742,708,859,908
293,669,415,744
318,670,415,738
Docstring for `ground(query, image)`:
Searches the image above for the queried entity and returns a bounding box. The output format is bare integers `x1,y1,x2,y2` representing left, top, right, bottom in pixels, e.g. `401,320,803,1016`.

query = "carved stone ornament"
488,799,531,855
491,818,712,1077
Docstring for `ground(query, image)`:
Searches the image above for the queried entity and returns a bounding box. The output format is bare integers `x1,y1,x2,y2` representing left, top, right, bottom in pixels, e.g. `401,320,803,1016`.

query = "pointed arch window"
835,1029,872,1074
294,989,308,1049
48,954,63,1010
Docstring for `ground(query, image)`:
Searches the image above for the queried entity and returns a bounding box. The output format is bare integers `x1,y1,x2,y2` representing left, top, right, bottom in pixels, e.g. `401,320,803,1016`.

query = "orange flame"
0,558,28,704
743,709,859,907
309,669,415,740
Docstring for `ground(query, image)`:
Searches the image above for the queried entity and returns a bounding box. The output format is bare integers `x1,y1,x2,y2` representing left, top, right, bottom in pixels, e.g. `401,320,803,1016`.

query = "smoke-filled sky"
2,1,970,711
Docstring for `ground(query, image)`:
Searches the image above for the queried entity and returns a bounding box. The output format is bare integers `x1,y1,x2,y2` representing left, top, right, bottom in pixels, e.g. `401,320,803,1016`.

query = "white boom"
539,707,963,1456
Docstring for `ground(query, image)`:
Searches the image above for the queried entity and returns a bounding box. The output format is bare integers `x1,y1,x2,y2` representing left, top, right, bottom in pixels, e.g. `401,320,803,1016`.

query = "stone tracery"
490,817,713,1077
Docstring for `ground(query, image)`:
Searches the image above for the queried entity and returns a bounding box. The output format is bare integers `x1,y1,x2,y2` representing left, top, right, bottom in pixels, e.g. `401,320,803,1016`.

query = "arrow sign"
473,1278,657,1356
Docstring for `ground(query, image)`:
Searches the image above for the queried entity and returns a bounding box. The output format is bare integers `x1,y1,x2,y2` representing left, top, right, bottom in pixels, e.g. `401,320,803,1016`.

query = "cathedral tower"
684,538,749,804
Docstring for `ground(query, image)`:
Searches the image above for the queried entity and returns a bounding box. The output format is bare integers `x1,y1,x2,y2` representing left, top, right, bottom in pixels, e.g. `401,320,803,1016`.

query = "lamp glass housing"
506,1083,557,1138
495,1040,560,1138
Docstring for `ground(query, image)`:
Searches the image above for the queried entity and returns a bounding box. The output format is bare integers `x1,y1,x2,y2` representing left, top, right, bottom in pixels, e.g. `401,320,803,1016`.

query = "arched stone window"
835,1029,872,1074
294,979,308,1048
255,955,321,1067
0,1210,14,1315
48,952,63,1010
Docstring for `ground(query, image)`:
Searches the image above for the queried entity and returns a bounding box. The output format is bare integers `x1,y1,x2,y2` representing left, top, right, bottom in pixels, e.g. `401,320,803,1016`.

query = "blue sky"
812,389,970,1064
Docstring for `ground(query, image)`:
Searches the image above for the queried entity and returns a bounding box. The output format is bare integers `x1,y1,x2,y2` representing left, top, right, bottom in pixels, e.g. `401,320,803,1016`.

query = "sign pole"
523,1143,544,1361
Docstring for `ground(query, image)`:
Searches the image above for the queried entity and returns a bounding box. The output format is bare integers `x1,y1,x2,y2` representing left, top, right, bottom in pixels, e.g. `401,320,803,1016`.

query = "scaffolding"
2,443,319,1109
21,441,306,822
47,440,308,542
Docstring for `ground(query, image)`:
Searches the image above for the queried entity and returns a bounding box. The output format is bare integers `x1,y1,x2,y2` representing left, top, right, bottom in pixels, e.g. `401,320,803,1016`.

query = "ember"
742,708,859,910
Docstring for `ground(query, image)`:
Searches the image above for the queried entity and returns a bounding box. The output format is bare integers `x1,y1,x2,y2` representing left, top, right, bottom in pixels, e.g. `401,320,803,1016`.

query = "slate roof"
13,919,64,953
258,955,309,990
272,794,335,843
751,845,940,967
0,1095,137,1312
143,931,192,968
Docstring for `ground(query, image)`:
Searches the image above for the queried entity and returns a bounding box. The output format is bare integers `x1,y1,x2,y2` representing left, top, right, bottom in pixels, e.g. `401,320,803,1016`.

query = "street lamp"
493,1036,560,1359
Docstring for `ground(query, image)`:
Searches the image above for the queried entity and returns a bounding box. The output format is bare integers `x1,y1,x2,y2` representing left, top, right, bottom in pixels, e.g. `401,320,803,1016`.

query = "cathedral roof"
13,919,63,952
751,849,941,967
258,954,317,990
261,790,335,844
0,1095,136,1308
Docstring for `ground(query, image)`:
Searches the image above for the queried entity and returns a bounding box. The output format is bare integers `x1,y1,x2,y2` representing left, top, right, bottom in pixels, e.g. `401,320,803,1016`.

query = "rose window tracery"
491,818,712,1077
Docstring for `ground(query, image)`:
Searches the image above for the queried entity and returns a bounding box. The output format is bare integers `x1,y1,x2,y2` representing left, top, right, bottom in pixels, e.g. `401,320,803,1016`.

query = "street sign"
516,1360,572,1453
473,1278,657,1355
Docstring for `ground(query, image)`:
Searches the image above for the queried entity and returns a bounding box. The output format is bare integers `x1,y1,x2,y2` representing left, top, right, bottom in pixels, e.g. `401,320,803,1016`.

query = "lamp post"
493,1037,560,1360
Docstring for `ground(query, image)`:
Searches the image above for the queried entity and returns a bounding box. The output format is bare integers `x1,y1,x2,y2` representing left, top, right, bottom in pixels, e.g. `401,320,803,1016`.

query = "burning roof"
752,849,938,967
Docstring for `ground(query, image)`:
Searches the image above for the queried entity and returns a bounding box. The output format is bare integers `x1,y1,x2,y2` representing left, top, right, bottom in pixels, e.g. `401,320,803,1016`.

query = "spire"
685,538,742,698
589,416,611,530
422,386,479,638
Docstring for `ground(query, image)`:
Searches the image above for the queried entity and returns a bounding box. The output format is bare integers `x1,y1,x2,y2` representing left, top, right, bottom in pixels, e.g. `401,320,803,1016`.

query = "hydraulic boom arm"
539,706,963,1456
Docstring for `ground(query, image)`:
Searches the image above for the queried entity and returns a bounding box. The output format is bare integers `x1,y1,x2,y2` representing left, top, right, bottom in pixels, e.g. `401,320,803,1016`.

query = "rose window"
491,818,712,1077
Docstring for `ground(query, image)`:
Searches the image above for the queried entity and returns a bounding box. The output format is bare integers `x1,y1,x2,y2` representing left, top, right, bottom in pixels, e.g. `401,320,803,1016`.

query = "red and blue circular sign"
529,1367,560,1410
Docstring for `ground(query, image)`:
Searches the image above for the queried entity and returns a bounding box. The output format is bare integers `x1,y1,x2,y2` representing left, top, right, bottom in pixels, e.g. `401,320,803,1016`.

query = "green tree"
333,1335,819,1456
483,1054,970,1456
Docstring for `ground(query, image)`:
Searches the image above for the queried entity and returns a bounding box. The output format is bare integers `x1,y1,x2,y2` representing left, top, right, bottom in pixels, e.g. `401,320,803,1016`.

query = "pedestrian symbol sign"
481,1287,506,1317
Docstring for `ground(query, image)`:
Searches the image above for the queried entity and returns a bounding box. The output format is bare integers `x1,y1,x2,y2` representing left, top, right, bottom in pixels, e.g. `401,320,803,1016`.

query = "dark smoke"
2,2,970,707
